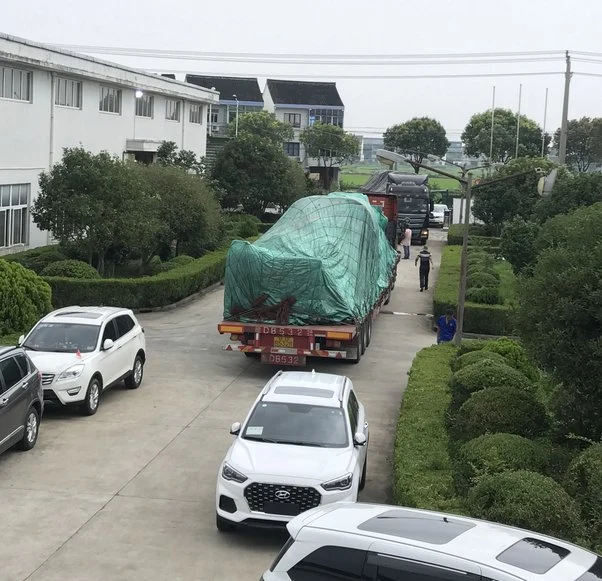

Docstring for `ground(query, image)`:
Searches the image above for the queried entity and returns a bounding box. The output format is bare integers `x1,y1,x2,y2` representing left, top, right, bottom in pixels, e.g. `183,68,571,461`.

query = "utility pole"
489,86,496,161
541,87,549,157
515,84,522,158
558,51,572,165
455,175,472,346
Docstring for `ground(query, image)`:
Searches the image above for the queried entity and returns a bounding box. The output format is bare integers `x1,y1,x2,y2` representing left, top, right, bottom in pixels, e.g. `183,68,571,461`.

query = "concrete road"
0,231,445,581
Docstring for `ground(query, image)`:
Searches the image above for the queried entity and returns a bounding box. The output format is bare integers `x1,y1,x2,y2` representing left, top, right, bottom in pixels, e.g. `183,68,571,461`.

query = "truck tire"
350,326,363,364
384,289,391,305
361,322,367,355
365,318,372,348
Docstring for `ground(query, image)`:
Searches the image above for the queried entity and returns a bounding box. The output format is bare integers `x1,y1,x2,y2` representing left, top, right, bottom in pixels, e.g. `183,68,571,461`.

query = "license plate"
261,353,306,366
273,336,294,348
263,502,300,516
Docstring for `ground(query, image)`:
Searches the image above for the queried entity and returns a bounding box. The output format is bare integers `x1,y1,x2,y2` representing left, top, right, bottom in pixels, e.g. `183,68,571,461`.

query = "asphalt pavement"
0,229,446,581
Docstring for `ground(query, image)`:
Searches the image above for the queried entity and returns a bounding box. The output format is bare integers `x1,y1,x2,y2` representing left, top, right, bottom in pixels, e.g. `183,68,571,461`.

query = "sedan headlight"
322,473,353,491
57,364,85,381
222,462,248,483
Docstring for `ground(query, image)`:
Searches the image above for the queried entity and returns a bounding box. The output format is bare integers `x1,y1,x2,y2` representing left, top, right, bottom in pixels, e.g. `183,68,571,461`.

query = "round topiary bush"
467,271,499,289
467,264,500,281
564,443,602,539
457,339,491,357
467,470,585,541
466,286,502,305
148,255,163,275
482,337,539,381
452,349,507,372
0,259,52,335
451,385,548,443
41,259,100,279
449,359,533,411
6,247,68,274
455,433,549,494
170,254,195,267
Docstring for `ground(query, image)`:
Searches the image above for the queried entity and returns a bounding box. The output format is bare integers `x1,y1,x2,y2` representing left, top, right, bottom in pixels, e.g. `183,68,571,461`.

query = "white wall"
452,197,484,225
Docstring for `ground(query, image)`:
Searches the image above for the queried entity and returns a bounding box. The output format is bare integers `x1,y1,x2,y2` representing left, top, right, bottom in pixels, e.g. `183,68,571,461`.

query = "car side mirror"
354,433,367,446
230,422,241,436
103,338,114,351
18,334,25,346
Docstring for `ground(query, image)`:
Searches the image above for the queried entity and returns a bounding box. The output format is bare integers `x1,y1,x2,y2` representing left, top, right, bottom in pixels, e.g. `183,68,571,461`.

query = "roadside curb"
135,281,224,314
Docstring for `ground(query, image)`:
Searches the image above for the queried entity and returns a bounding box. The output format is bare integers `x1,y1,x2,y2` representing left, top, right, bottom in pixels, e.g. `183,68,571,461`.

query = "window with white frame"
208,107,219,124
99,86,122,113
55,77,82,108
189,103,203,124
284,112,301,128
0,184,30,248
284,142,300,157
0,66,32,101
135,94,154,118
166,99,181,121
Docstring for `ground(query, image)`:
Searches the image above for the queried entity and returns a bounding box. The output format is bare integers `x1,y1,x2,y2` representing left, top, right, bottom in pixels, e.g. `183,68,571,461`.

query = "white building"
0,33,218,254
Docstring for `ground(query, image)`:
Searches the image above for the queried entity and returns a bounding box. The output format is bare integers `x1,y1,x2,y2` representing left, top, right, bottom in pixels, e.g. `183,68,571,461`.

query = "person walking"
414,245,433,292
401,224,412,259
436,309,457,344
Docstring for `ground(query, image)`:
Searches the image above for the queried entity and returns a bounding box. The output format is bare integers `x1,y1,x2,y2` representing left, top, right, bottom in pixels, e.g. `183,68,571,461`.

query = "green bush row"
433,246,515,335
447,224,493,245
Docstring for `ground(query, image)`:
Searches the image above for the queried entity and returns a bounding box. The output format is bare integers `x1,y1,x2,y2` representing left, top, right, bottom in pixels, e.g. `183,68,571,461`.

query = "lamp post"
232,94,239,137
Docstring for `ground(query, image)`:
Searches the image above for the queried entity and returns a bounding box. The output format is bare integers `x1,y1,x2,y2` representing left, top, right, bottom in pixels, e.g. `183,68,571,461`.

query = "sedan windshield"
23,322,100,353
243,402,349,448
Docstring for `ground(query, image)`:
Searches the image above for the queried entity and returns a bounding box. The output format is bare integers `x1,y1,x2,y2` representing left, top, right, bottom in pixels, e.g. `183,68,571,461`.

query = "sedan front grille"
41,373,55,386
244,483,321,515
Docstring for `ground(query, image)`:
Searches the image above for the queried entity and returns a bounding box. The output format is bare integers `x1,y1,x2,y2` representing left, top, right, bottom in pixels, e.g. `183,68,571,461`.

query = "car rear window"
496,538,570,574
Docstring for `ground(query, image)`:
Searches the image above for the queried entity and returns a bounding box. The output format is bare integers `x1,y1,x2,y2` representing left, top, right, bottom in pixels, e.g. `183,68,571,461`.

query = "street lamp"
232,93,239,137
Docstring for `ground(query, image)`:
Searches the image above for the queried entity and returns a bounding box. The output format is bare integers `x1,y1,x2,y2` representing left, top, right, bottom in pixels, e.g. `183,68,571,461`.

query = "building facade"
362,137,384,164
0,33,218,253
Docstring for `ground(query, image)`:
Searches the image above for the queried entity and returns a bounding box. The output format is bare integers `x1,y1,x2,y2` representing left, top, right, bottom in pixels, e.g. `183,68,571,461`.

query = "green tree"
156,141,206,175
383,117,449,172
228,111,293,144
300,122,359,190
499,217,540,275
553,117,602,173
516,202,602,439
32,148,158,275
462,108,550,163
472,157,556,229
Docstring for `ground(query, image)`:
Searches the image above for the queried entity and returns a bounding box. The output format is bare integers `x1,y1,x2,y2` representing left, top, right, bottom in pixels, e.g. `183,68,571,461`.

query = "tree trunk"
97,250,105,277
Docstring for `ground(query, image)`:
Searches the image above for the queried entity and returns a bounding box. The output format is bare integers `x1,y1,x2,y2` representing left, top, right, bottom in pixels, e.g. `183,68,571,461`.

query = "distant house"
185,75,264,162
263,79,345,185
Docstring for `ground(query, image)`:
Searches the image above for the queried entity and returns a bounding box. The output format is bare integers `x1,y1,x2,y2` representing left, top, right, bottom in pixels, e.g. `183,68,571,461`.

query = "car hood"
25,351,90,373
228,438,354,481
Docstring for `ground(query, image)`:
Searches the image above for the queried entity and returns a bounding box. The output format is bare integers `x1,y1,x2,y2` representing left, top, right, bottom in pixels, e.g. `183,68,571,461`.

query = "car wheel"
359,455,368,491
216,513,235,532
18,407,39,451
80,377,101,416
124,355,144,389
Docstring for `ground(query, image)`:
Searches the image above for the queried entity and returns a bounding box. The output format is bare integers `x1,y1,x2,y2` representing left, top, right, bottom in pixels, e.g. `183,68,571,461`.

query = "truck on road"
217,192,400,366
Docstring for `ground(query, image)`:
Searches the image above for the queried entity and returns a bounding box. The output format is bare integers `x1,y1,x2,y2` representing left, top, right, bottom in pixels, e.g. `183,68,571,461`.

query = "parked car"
19,306,146,416
262,502,601,581
429,203,449,227
0,346,43,456
216,370,369,532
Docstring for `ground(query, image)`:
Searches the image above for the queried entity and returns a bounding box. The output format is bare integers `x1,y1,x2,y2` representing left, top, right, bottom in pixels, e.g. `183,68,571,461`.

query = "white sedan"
215,370,369,531
430,203,449,227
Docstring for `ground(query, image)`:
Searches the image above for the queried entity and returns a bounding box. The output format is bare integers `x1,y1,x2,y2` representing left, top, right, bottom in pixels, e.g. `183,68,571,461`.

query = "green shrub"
467,264,500,280
170,254,195,267
0,260,52,335
393,344,466,513
465,286,502,305
4,245,68,274
258,223,273,234
41,259,100,279
237,215,260,238
449,359,533,411
564,444,602,543
44,249,228,310
467,272,499,289
447,224,491,245
451,349,507,372
468,251,491,264
457,339,491,356
451,385,548,443
149,255,163,275
455,433,549,494
482,337,539,381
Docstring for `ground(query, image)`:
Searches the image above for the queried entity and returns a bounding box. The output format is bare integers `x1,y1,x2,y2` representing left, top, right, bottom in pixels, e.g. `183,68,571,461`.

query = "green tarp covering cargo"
223,192,398,326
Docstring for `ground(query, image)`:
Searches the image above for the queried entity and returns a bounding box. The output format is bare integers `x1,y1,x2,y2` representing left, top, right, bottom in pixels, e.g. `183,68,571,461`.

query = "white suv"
263,503,601,581
215,370,369,532
20,306,146,415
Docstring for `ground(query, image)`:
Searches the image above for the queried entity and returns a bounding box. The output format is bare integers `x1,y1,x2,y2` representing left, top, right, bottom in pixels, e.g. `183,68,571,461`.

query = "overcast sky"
3,0,602,141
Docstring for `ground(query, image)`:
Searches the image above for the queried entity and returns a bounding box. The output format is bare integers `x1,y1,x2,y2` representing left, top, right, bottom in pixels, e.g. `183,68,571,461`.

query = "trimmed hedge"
41,259,100,279
447,224,492,245
467,470,585,542
4,245,68,274
465,286,501,305
393,344,466,513
450,385,549,443
467,272,499,289
451,349,507,372
454,433,549,494
481,337,539,381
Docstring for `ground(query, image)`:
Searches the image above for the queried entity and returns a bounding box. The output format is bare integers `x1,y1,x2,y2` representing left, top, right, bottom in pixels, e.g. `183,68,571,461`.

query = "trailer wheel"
384,289,391,305
361,322,367,355
365,317,372,348
350,326,363,364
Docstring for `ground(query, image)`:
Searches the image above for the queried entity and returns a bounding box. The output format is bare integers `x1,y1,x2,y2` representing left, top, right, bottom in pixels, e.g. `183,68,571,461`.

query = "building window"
0,184,29,248
0,67,32,102
189,103,203,124
135,94,154,118
284,142,300,157
284,112,301,128
208,107,219,124
310,108,344,127
99,86,122,114
166,99,181,121
55,77,82,108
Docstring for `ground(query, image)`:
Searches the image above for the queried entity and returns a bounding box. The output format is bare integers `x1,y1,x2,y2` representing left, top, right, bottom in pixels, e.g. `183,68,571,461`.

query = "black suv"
0,346,43,456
